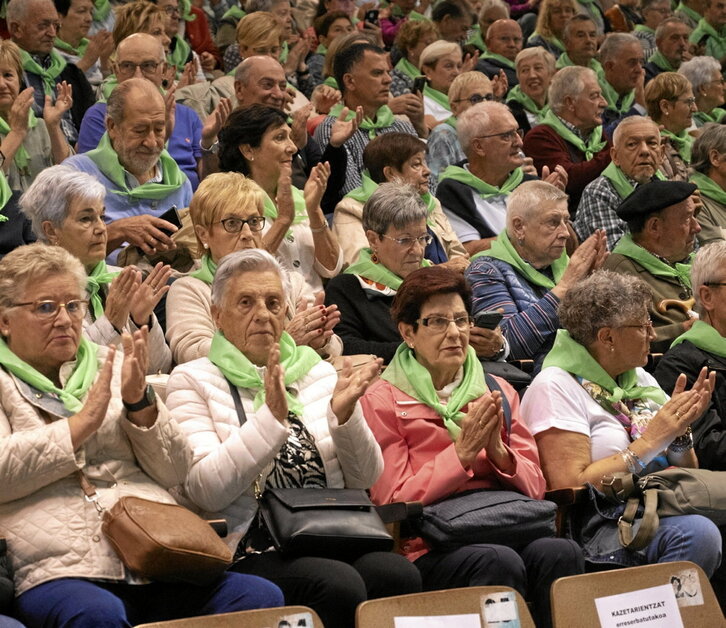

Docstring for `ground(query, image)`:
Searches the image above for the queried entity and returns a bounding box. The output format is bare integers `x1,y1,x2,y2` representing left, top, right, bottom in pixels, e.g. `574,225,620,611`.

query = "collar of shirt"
125,163,162,188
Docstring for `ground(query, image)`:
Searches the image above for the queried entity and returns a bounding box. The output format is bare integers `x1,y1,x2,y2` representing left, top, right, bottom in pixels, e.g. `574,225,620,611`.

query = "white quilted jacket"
0,346,192,595
166,357,384,550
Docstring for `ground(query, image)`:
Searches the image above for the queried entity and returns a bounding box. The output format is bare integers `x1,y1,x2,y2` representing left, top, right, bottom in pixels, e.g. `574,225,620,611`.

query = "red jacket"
186,7,222,68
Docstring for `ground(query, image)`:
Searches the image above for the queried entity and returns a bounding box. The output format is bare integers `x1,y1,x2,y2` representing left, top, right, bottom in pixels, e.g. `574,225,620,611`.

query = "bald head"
234,55,288,109
115,33,167,87
485,19,523,61
107,78,164,125
7,0,58,55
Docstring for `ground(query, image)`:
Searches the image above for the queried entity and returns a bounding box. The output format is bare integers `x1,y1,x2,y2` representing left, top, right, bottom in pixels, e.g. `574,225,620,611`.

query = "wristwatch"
123,384,156,412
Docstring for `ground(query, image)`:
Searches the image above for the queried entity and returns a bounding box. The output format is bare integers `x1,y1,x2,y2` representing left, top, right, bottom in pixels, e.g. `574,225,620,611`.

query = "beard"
116,144,162,179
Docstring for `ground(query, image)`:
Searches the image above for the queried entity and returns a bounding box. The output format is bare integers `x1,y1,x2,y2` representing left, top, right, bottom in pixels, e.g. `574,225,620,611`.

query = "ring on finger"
675,410,683,419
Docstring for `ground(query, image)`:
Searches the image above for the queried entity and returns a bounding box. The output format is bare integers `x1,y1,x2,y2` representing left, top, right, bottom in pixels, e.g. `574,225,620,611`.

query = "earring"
371,251,379,263
203,243,209,249
407,342,414,349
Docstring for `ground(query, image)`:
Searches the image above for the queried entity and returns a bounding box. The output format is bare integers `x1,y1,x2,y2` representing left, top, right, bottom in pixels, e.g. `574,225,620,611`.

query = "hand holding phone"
474,311,504,330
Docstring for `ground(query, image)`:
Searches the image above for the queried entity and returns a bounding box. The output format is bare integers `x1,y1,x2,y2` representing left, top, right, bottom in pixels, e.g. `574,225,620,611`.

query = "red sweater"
186,7,222,68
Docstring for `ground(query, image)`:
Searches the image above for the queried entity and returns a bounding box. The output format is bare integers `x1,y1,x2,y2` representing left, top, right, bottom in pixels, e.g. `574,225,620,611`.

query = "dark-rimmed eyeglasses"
11,299,88,320
418,315,474,333
117,61,161,75
705,282,726,287
452,93,493,105
380,233,433,248
217,216,266,233
620,319,653,332
476,128,524,142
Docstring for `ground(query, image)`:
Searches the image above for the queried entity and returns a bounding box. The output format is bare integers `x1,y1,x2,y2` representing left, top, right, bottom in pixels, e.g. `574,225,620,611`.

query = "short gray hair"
548,65,598,113
691,123,726,174
506,180,568,229
20,165,106,242
419,40,461,70
562,14,595,42
6,0,50,25
691,241,726,314
558,270,652,346
0,243,86,314
655,16,689,41
245,0,285,12
362,183,428,234
679,56,721,93
107,77,160,125
612,114,659,146
457,100,512,153
479,0,510,20
211,249,290,307
599,32,641,65
515,47,556,74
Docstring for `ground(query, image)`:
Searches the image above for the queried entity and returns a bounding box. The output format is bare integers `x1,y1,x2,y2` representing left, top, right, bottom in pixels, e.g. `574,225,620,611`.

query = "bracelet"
309,222,328,233
668,426,694,454
620,447,646,474
199,139,219,155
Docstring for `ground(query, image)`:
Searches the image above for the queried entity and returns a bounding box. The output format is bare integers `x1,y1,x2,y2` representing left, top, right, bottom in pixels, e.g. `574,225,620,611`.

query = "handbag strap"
225,375,247,427
76,469,105,516
485,372,511,446
617,488,659,550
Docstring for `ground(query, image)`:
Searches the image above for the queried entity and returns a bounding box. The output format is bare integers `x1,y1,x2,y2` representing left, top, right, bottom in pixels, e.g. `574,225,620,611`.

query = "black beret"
616,180,697,222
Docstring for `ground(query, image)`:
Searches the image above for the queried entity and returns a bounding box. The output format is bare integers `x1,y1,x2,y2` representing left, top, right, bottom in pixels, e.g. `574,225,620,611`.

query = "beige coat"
0,346,192,595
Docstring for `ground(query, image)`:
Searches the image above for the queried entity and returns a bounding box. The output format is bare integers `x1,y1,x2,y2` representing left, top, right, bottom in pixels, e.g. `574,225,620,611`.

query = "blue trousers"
13,573,283,628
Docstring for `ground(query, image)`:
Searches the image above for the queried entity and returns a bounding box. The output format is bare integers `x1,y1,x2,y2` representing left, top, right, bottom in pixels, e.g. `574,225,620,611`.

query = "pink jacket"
360,377,547,560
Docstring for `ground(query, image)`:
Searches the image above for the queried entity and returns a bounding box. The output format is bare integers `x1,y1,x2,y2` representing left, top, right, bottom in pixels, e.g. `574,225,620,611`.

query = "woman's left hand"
303,161,331,215
286,291,340,349
43,81,73,128
331,357,384,424
121,327,149,406
128,263,172,328
290,103,314,150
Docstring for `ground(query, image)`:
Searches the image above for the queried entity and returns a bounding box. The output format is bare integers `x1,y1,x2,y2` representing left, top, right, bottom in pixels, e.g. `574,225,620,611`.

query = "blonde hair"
113,1,165,47
534,0,578,40
419,40,461,71
448,70,492,102
515,46,556,73
0,40,23,82
644,71,692,121
189,172,266,256
236,11,283,50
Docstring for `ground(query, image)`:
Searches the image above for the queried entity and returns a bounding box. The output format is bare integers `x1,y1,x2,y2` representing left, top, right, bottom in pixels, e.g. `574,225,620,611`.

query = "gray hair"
245,0,286,12
419,40,461,70
362,183,428,234
548,65,598,113
612,114,659,146
457,100,512,153
506,180,568,229
691,123,726,174
107,77,160,125
211,249,290,307
562,14,595,42
691,241,726,314
558,270,652,346
479,0,510,19
20,165,106,242
599,32,641,65
515,46,556,74
6,0,51,25
0,243,86,314
655,16,689,41
679,56,721,93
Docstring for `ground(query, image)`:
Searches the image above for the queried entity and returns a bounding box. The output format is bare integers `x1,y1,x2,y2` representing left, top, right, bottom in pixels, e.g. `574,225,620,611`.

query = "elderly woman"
391,19,440,97
166,171,342,364
0,40,72,194
112,1,171,50
361,265,583,627
679,56,726,126
644,71,697,180
465,181,607,371
166,249,421,628
333,132,468,268
0,243,283,627
690,124,726,245
506,46,556,134
528,0,576,57
327,183,502,363
520,270,721,575
420,41,464,128
655,241,726,470
218,104,342,295
20,165,172,374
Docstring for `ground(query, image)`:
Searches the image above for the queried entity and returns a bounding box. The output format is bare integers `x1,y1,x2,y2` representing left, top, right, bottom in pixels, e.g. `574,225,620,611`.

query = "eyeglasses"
620,319,653,332
163,5,181,16
380,233,433,248
673,96,697,106
476,128,524,142
217,216,266,233
706,78,726,86
705,282,726,287
11,299,88,320
418,315,474,333
253,46,282,57
453,93,493,105
117,60,161,75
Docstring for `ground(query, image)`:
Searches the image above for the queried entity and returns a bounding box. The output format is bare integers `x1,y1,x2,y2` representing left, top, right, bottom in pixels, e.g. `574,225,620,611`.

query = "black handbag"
226,378,394,561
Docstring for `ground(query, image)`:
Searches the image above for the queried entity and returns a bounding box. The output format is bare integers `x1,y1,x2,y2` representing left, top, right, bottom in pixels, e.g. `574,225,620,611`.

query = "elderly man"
467,0,510,52
598,33,647,130
644,17,692,82
477,19,522,88
7,0,95,144
690,0,726,61
314,42,423,195
77,33,205,190
676,0,707,28
64,78,192,262
574,116,666,249
523,65,611,213
604,180,699,351
556,15,603,74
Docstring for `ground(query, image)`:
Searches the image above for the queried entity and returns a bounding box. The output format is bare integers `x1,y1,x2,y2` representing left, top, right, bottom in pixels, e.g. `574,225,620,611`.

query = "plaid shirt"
573,174,628,250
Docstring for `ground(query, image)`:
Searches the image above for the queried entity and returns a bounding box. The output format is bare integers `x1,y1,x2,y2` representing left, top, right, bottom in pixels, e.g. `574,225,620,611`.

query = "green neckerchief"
222,6,246,21
444,115,457,128
540,110,607,160
672,320,726,357
528,31,565,52
691,17,726,43
263,185,307,238
613,233,693,288
87,261,119,320
168,36,191,73
634,24,655,34
661,128,693,163
86,133,187,200
280,40,289,64
93,0,111,22
690,171,726,206
0,336,100,412
180,0,195,21
676,1,702,24
467,26,487,52
543,329,668,405
100,74,118,101
20,49,67,98
394,56,419,81
0,171,11,222
601,161,666,199
472,230,568,289
54,37,89,58
648,50,675,72
0,110,38,172
316,43,327,55
391,4,427,20
208,330,320,417
323,76,338,88
482,52,515,70
506,85,548,119
191,253,217,285
600,77,635,114
439,164,524,199
329,102,395,139
345,171,436,221
345,247,431,290
423,84,451,111
409,11,427,21
381,343,488,440
694,108,726,125
555,52,603,78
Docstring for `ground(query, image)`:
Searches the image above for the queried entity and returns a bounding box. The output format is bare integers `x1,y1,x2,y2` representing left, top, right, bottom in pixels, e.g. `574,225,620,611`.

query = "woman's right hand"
454,392,504,468
104,267,140,332
552,230,607,298
8,87,34,135
275,163,295,225
264,343,288,424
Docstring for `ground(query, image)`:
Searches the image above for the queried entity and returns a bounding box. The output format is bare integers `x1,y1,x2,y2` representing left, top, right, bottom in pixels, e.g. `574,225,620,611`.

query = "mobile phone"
475,311,504,330
364,9,379,24
412,75,428,95
157,205,182,238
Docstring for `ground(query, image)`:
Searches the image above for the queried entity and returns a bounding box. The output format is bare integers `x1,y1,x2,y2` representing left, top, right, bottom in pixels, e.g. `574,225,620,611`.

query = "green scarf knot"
168,36,192,75
191,254,217,285
540,109,606,160
671,320,726,358
661,128,693,163
54,37,90,58
439,165,524,199
423,84,451,112
691,171,726,206
87,261,119,320
599,77,635,114
93,0,112,22
612,233,693,289
329,103,395,139
344,248,431,290
506,85,548,120
20,49,67,99
394,57,419,81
